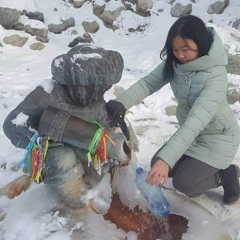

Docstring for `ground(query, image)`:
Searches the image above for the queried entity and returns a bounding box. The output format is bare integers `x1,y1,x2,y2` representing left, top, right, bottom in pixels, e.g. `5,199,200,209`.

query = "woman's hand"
146,159,169,186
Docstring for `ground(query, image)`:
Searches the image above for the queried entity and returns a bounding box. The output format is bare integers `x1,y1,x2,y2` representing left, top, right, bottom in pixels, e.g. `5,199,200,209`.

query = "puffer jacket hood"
176,28,228,72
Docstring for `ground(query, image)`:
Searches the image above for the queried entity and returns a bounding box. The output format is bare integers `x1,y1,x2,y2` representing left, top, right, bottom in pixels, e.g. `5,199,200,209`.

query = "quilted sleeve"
156,68,228,168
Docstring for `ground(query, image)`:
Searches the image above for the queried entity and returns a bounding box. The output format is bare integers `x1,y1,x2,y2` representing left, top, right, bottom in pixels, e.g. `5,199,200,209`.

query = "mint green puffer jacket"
116,28,240,169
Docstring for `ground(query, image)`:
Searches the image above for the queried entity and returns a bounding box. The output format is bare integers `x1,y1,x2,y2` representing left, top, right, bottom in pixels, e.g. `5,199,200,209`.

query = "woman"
106,15,240,205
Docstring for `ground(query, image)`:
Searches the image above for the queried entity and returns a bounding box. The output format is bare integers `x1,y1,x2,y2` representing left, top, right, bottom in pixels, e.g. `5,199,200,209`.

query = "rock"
14,16,49,42
227,83,240,104
0,163,7,169
22,10,44,22
36,35,49,43
170,3,192,18
48,17,75,34
68,34,93,47
0,7,21,29
226,54,240,75
24,25,48,38
122,0,136,11
29,42,45,50
3,34,28,47
82,19,100,33
73,0,85,8
166,0,176,4
10,164,21,172
102,2,125,25
0,41,2,47
207,0,229,14
102,8,124,25
136,0,153,13
165,105,177,116
232,19,240,31
71,29,78,35
93,4,105,18
12,21,25,31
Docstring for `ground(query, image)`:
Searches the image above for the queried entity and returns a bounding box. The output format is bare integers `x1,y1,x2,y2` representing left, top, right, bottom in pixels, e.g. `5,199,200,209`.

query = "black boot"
216,164,240,205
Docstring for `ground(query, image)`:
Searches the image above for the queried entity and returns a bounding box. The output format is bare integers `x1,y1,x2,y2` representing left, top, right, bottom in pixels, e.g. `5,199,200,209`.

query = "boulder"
73,0,85,8
166,0,176,4
0,7,21,29
22,10,44,22
82,19,100,33
170,3,192,18
226,54,240,75
14,16,49,43
24,25,48,38
136,0,153,13
232,19,240,31
36,35,49,43
48,17,75,34
227,83,240,104
122,0,136,11
3,34,28,47
102,1,125,25
29,42,45,51
207,0,229,14
93,3,105,18
68,33,93,47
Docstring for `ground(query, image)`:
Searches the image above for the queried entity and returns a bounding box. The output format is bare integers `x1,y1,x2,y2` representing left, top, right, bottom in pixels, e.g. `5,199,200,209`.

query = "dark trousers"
151,150,219,196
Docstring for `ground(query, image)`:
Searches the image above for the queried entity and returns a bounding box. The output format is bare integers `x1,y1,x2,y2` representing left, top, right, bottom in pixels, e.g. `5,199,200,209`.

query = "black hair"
160,15,213,80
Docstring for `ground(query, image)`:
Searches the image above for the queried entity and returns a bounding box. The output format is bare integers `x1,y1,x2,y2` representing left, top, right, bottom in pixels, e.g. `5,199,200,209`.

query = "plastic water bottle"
135,167,170,217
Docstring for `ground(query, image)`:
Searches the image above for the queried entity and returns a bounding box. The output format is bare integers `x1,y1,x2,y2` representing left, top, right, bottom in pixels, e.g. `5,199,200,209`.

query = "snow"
11,112,29,127
104,0,124,12
19,16,48,29
70,53,102,63
38,79,55,94
0,0,240,239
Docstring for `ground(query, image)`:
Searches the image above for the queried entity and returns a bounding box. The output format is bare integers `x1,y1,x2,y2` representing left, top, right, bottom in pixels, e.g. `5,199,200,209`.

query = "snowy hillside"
0,0,240,239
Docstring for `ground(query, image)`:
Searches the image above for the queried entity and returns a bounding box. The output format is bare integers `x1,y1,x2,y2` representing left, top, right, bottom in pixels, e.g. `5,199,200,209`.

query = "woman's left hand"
146,159,169,186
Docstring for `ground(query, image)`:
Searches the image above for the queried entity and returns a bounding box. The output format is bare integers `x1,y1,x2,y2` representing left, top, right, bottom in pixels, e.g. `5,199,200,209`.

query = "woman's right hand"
146,159,169,186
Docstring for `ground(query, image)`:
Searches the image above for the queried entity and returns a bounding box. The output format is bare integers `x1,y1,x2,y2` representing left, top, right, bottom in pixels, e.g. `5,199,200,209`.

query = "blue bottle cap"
136,167,143,174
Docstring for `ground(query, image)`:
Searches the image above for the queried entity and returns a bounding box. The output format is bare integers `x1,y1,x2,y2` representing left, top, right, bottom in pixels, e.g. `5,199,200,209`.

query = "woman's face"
172,35,199,64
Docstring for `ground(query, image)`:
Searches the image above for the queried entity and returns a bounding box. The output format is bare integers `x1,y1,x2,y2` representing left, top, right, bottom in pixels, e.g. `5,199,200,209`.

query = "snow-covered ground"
0,0,240,239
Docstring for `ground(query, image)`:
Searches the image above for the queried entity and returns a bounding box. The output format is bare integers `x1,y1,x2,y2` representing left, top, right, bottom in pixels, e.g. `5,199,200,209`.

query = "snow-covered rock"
207,0,229,15
0,7,21,29
170,3,192,18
